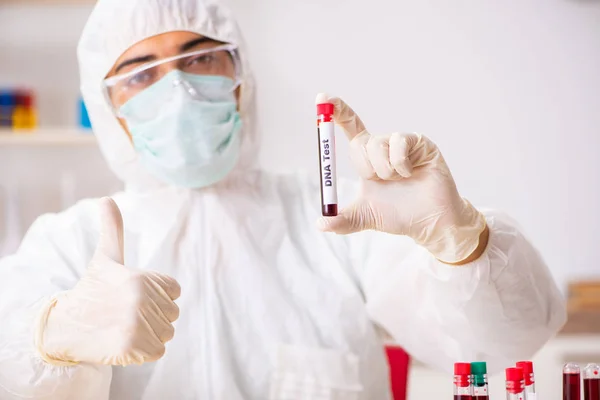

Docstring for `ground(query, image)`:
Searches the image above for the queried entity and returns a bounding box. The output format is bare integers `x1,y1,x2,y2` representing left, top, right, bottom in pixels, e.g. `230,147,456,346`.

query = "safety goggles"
103,44,242,113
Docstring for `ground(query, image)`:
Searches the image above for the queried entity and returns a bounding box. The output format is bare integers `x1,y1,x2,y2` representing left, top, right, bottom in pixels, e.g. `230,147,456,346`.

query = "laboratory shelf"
1,0,95,4
0,129,96,146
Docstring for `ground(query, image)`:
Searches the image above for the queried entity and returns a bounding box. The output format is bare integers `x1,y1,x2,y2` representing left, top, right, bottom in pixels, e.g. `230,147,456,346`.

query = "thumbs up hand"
35,197,181,367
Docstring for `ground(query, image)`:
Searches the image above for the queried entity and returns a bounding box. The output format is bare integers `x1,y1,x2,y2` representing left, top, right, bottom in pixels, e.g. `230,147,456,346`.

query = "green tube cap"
471,361,487,386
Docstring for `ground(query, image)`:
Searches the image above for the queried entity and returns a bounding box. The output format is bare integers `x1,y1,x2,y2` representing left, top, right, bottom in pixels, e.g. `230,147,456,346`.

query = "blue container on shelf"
78,97,92,130
0,90,16,128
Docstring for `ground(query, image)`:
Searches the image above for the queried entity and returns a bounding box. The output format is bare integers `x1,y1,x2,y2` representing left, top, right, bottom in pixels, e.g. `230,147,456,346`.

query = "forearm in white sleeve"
0,210,112,399
365,209,567,374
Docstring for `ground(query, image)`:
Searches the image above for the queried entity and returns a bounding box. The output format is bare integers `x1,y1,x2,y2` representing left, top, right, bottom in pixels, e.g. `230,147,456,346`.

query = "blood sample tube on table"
454,362,473,400
516,361,536,399
471,362,489,399
564,363,581,400
316,102,338,217
583,363,600,400
506,367,526,400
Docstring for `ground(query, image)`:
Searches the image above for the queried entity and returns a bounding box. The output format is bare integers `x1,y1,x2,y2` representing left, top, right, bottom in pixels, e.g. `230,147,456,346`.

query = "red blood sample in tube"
584,379,600,400
584,363,600,400
564,363,581,400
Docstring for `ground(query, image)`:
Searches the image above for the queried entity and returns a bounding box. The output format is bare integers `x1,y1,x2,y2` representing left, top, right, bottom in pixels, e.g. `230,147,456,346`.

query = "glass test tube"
516,361,536,399
471,362,489,399
506,367,526,400
564,363,581,400
317,102,338,217
583,363,600,400
454,362,473,400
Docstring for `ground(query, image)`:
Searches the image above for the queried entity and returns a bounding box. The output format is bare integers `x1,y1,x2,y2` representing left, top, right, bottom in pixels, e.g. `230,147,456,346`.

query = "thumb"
95,197,124,264
315,93,369,142
316,202,374,235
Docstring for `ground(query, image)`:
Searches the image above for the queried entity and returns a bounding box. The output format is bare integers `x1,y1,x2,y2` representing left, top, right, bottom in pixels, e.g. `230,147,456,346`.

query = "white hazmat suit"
0,0,566,399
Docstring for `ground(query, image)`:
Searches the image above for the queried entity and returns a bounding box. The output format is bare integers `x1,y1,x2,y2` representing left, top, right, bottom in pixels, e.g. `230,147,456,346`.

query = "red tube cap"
506,367,524,382
516,361,534,385
516,361,533,373
317,103,334,116
454,362,471,375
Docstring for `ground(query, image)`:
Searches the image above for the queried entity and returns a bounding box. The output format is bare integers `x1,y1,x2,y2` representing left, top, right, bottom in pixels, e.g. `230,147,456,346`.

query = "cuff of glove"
424,199,488,264
34,294,79,367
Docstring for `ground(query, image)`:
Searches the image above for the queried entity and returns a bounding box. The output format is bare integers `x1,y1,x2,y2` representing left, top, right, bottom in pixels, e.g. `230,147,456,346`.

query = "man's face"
106,31,240,140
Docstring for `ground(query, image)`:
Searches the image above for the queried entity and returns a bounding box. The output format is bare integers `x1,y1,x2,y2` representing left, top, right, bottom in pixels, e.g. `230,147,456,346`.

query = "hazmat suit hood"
78,0,257,191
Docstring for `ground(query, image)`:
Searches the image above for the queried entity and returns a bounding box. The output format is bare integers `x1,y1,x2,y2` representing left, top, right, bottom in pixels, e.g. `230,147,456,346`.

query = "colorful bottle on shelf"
78,97,92,130
0,90,15,128
454,362,473,400
471,362,489,399
516,361,536,399
12,89,37,130
506,367,526,400
583,363,600,400
564,363,581,400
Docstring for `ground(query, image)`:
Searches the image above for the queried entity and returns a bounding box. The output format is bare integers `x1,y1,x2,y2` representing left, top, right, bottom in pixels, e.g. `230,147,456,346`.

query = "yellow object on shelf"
12,89,38,131
12,105,37,131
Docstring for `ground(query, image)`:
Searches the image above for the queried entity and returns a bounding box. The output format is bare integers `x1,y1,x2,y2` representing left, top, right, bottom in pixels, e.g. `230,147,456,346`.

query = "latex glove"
34,197,181,366
316,94,486,264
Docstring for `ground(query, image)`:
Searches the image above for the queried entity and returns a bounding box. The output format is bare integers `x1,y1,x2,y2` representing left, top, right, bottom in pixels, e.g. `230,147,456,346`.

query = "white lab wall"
0,1,599,285
230,0,600,289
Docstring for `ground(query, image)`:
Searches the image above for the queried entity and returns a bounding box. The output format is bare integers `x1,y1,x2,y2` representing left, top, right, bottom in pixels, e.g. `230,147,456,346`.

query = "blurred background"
1,0,599,398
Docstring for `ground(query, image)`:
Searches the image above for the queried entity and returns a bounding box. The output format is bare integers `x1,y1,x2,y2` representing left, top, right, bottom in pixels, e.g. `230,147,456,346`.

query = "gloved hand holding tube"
316,93,488,264
34,197,181,366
